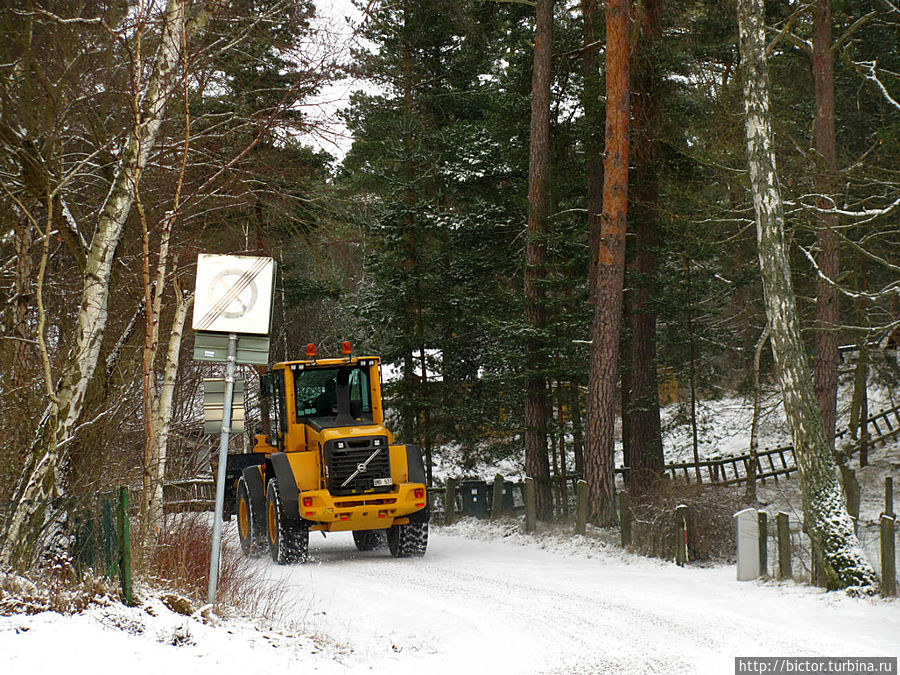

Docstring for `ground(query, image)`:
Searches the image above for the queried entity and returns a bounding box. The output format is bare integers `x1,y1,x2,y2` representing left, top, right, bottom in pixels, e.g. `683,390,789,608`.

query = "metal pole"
208,332,237,606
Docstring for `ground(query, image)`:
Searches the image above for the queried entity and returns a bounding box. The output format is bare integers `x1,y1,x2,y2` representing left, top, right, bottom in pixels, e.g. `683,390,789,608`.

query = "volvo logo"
356,463,368,473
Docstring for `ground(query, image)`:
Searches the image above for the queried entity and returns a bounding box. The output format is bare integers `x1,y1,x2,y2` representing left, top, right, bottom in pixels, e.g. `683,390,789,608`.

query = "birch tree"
0,0,212,571
737,0,878,591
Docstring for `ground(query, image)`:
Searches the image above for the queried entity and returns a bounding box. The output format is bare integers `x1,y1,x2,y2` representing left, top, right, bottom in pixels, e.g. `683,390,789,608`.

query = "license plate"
373,477,392,487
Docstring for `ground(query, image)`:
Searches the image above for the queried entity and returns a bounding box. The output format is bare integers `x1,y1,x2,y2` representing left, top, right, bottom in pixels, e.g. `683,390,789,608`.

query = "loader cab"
258,344,388,453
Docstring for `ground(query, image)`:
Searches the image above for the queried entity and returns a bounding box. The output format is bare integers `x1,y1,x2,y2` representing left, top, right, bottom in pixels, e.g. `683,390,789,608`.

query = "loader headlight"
336,441,345,449
373,439,382,447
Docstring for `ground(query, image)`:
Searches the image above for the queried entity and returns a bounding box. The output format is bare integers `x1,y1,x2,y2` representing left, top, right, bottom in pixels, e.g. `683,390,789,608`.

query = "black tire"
236,477,264,557
387,522,428,558
352,529,386,551
266,479,309,564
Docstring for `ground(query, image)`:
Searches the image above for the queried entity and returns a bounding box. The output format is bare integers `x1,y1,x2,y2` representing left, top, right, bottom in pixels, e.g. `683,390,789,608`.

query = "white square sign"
192,254,275,335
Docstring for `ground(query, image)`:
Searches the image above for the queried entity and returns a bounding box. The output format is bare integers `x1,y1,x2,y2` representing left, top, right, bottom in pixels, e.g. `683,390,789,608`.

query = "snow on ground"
3,520,897,675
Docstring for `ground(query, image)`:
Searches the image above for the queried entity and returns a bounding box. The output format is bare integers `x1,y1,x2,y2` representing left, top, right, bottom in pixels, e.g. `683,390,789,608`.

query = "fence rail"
646,401,900,487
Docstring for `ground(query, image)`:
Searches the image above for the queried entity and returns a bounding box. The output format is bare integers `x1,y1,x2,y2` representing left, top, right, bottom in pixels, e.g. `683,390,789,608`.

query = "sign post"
191,254,275,607
207,332,236,606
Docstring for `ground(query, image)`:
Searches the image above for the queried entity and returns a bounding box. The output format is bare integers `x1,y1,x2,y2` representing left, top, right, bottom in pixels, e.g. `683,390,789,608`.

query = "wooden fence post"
116,486,133,606
618,490,632,547
776,512,791,580
491,474,505,520
674,504,688,566
444,478,458,526
886,476,894,517
758,511,768,578
574,480,588,536
882,514,896,598
524,477,536,533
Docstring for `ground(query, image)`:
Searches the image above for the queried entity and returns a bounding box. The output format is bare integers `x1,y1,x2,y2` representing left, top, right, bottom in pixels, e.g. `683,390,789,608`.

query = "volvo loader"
224,341,429,563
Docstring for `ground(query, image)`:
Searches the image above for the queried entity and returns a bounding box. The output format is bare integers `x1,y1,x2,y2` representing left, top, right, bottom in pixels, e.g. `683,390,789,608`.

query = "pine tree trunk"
585,0,631,526
524,0,554,520
812,0,840,453
737,0,878,591
0,0,210,571
627,0,664,489
581,0,604,297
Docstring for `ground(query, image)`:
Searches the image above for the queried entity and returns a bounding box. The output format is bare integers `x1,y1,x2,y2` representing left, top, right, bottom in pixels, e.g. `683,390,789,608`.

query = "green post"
491,474,505,520
618,490,631,547
575,480,588,536
758,511,768,578
674,504,688,566
524,477,536,534
881,515,896,598
776,511,791,580
116,486,134,606
444,478,458,526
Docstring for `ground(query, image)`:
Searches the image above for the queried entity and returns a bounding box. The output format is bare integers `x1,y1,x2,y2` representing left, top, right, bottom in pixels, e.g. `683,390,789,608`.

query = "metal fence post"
116,486,133,606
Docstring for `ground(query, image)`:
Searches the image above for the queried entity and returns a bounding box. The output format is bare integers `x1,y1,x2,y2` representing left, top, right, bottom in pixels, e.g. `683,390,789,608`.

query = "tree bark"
144,285,193,549
585,0,631,526
812,0,840,453
524,0,554,521
0,0,211,571
581,0,604,297
737,0,878,591
626,0,664,490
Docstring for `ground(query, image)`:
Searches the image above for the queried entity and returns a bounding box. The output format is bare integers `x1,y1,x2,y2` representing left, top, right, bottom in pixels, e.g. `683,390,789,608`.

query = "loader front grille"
324,436,392,496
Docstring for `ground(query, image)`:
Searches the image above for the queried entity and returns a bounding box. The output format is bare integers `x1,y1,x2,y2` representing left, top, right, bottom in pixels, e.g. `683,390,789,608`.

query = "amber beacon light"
342,340,352,355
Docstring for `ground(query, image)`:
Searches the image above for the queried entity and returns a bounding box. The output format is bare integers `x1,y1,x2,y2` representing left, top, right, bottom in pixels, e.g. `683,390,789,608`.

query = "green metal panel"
203,378,245,434
193,332,270,365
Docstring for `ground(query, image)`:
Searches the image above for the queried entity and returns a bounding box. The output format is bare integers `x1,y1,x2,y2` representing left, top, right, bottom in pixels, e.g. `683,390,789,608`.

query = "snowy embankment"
3,520,897,675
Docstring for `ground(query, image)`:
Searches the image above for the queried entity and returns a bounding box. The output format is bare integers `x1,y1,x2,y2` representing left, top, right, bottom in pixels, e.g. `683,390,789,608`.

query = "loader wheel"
352,529,386,552
387,522,428,558
266,478,309,564
236,477,264,557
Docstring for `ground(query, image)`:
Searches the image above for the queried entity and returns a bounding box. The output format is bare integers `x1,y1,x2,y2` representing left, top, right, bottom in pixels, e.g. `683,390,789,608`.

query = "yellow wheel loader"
225,341,429,563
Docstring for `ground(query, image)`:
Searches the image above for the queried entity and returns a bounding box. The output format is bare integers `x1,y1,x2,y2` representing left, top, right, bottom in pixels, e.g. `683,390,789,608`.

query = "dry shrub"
0,560,116,616
627,480,745,563
146,513,289,617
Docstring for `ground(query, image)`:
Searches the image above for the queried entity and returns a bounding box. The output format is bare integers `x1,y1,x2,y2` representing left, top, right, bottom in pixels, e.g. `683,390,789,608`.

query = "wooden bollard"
674,504,688,566
758,511,768,577
776,512,791,580
524,477,536,533
444,477,458,526
882,515,896,598
491,474,505,520
575,480,588,536
618,490,632,547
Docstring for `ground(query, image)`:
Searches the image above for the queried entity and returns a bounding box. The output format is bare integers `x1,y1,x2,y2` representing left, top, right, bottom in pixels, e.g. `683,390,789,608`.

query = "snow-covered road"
3,521,897,675
262,522,899,674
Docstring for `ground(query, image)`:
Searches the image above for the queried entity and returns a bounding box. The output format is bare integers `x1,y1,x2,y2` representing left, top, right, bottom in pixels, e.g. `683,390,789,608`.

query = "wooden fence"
648,401,900,487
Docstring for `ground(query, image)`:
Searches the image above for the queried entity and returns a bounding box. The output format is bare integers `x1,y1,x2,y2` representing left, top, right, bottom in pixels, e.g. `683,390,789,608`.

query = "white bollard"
734,507,760,581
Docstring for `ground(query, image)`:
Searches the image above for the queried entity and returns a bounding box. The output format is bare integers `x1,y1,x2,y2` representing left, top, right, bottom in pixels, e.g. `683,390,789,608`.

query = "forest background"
0,0,898,589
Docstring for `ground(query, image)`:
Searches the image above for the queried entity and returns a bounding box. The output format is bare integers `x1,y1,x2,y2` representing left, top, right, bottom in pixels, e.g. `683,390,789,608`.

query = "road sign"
193,332,270,366
192,254,275,335
203,378,245,435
